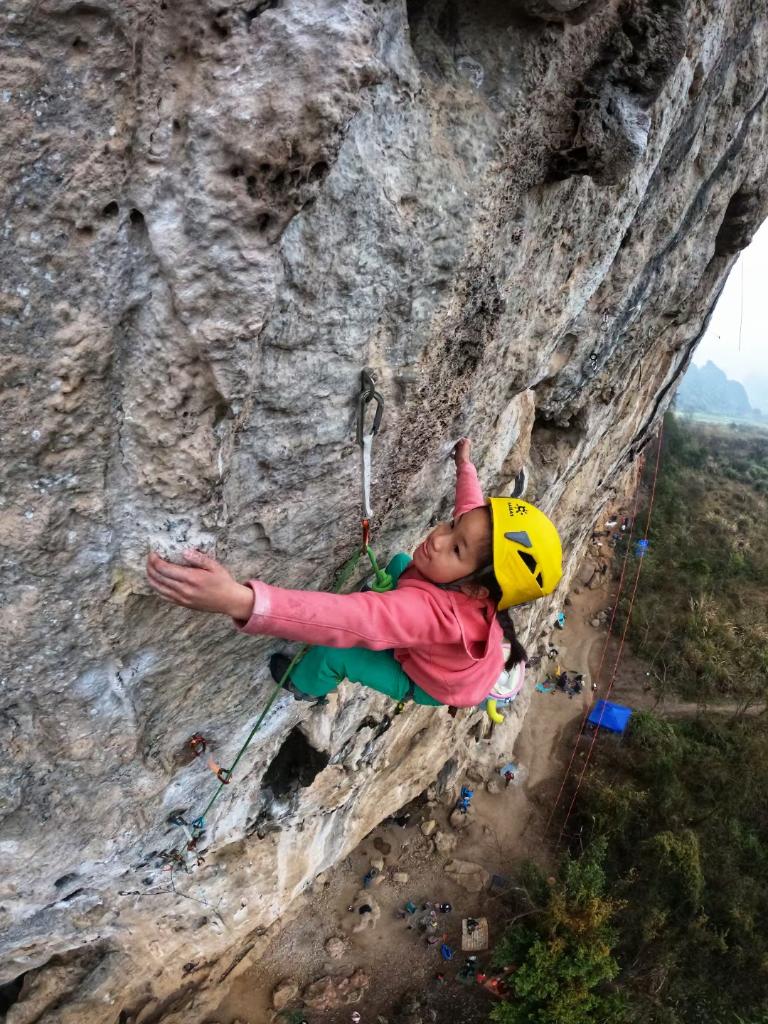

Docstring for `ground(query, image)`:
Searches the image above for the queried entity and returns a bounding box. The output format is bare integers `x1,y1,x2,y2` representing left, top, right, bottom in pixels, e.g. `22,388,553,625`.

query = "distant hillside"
677,359,764,420
623,413,768,702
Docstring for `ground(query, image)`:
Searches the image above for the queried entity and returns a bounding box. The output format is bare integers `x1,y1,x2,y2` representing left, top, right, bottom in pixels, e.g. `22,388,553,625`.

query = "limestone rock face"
2,0,768,1021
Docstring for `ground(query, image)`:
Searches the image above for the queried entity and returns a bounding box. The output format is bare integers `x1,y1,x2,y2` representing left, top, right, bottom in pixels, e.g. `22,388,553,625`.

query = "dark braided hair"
467,565,528,671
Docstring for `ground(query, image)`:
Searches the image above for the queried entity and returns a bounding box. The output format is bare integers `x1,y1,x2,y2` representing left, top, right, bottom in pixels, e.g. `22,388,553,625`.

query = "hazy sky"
693,216,768,387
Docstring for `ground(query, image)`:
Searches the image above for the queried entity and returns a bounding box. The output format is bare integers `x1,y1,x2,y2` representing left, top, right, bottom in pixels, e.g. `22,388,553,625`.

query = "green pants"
289,553,443,707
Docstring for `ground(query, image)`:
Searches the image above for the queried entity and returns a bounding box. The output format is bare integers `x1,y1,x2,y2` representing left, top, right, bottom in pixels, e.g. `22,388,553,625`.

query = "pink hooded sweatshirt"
235,461,504,707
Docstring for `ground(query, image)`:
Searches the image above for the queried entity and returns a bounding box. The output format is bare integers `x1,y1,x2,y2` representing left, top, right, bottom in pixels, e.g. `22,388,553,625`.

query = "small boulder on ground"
272,979,299,1011
449,805,476,831
302,969,370,1010
444,858,490,893
420,819,437,837
370,855,385,872
324,935,348,960
392,871,409,884
432,830,458,854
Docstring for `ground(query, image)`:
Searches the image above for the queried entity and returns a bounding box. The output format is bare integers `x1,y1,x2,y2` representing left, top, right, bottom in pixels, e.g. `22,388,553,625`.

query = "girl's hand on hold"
146,549,254,620
453,438,472,466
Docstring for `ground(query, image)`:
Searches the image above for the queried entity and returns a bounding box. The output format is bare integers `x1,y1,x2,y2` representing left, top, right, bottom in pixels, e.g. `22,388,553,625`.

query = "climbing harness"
482,654,526,725
169,371,394,869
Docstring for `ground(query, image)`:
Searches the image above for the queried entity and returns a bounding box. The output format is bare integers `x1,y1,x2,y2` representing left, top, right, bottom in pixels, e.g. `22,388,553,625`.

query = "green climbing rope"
176,542,392,858
366,545,394,593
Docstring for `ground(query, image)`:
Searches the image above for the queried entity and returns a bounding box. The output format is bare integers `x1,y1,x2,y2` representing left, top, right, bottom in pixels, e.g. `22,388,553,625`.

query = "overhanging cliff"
2,1,767,1021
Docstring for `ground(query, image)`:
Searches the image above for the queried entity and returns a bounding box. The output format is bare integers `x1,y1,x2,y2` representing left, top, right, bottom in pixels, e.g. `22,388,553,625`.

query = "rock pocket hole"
0,973,25,1014
101,201,119,217
261,727,329,799
246,0,280,23
308,160,329,182
436,756,459,795
54,872,80,890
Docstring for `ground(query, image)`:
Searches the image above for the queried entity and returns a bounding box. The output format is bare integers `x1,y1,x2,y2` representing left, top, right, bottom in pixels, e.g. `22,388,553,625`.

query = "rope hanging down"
556,423,665,846
170,371,392,868
543,460,644,836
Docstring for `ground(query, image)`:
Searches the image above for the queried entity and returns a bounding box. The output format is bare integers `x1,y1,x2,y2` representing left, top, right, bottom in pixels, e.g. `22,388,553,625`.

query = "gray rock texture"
2,0,768,1021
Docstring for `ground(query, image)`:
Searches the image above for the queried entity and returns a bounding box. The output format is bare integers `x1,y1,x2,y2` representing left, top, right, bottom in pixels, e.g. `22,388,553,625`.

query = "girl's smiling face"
412,506,492,584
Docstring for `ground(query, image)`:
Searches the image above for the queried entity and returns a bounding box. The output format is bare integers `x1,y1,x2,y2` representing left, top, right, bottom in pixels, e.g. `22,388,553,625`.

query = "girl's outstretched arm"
452,438,485,519
146,550,463,651
235,578,462,650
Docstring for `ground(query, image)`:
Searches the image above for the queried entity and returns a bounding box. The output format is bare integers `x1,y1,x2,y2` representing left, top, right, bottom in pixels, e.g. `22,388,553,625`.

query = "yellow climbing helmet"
487,497,563,610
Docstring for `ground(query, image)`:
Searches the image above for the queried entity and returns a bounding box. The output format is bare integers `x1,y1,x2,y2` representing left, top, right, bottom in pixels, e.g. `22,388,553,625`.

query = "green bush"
491,844,627,1024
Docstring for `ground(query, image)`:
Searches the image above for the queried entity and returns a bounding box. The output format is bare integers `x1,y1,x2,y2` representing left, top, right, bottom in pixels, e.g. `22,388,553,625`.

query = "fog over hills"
678,360,765,419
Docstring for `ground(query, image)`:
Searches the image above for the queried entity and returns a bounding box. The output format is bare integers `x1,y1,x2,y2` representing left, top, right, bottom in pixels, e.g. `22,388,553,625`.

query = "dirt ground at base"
207,539,629,1024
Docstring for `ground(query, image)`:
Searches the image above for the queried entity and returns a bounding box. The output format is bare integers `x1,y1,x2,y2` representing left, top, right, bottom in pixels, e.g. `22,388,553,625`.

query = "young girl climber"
145,439,563,710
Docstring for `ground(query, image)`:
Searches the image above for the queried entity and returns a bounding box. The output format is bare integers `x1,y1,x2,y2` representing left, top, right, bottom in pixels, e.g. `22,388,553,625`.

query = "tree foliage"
491,843,627,1024
575,713,768,1023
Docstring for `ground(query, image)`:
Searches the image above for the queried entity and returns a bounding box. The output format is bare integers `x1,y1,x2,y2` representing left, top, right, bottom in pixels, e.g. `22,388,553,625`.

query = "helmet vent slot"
517,551,538,575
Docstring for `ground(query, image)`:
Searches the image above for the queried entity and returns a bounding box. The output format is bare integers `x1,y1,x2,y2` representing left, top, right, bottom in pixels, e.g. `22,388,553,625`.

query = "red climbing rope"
555,423,664,846
544,459,643,835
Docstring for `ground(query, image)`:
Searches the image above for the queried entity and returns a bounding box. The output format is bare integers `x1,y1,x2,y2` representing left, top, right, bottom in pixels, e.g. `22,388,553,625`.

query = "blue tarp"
587,700,633,734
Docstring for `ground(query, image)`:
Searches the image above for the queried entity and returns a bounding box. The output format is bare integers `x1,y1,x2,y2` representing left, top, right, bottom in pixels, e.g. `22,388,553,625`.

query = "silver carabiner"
356,368,384,447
